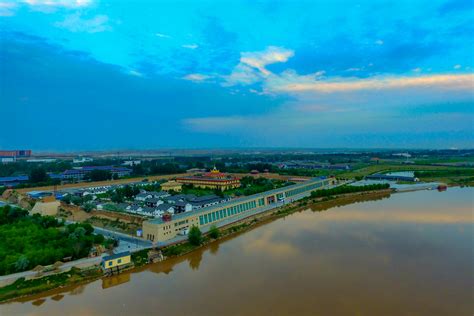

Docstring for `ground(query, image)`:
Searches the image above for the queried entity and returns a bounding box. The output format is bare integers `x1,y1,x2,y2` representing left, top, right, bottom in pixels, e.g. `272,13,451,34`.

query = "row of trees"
0,205,105,275
310,183,390,198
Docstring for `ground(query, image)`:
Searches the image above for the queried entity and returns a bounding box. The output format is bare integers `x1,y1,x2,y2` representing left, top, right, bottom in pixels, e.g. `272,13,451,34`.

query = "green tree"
30,168,48,183
83,203,95,213
61,194,72,204
70,196,83,206
86,170,112,181
15,255,29,272
111,193,123,203
213,188,224,197
208,225,220,239
188,226,203,246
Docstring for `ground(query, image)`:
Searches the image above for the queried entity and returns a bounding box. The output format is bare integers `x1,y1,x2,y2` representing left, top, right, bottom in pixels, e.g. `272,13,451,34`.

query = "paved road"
65,220,153,253
92,226,152,253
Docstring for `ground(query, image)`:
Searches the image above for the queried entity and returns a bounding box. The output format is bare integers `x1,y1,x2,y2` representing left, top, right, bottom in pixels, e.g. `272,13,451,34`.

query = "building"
176,167,240,191
188,195,230,210
156,203,175,214
0,150,32,163
61,166,132,182
101,251,132,273
73,156,93,164
26,159,57,163
186,168,207,173
0,175,29,187
135,192,153,201
0,157,16,163
143,177,336,243
173,201,192,213
135,191,170,202
145,198,164,208
0,150,31,158
122,160,141,166
365,173,419,182
160,181,183,192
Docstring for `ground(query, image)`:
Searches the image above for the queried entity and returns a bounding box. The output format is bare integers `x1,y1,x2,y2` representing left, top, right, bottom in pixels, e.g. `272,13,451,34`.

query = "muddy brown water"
1,187,473,316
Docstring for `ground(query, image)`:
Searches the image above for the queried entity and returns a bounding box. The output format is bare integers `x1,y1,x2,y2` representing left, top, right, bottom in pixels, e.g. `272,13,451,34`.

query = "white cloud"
155,33,171,38
0,0,93,16
454,64,462,69
224,63,262,86
23,0,92,12
375,39,384,45
240,46,294,75
412,67,422,72
0,2,17,16
225,46,294,85
24,0,92,7
55,13,111,33
182,44,199,49
183,73,211,82
268,73,474,94
128,70,144,77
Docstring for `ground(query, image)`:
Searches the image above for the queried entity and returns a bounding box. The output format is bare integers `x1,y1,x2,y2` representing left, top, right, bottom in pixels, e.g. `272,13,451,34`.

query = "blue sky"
0,0,473,150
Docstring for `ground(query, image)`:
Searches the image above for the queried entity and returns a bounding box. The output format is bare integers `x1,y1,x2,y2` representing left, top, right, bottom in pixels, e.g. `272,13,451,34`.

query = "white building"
73,157,94,164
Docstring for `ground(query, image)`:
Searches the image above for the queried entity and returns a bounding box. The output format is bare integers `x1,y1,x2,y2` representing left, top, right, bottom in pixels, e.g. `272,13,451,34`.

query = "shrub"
208,225,220,239
188,226,203,246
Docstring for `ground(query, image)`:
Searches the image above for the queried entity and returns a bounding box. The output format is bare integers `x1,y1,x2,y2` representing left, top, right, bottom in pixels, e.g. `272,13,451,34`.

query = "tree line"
310,183,390,198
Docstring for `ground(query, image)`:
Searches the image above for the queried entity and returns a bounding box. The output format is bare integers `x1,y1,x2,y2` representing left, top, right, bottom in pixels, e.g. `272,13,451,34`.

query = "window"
118,259,122,264
108,261,112,266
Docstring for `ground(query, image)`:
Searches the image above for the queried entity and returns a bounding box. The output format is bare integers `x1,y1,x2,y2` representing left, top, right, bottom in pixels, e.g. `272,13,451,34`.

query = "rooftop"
103,251,131,261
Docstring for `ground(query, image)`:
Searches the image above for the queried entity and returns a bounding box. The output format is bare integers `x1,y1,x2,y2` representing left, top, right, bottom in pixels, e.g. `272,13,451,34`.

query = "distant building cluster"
277,161,351,170
61,166,132,182
73,156,94,164
0,165,132,188
0,149,32,163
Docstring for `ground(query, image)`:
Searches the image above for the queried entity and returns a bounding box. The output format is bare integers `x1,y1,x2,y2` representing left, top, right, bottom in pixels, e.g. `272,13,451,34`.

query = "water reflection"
31,299,46,307
188,250,203,270
102,273,130,289
50,294,63,302
1,188,472,316
308,191,391,213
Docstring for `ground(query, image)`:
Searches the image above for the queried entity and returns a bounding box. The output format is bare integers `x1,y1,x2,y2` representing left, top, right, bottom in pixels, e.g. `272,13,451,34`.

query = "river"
1,187,473,315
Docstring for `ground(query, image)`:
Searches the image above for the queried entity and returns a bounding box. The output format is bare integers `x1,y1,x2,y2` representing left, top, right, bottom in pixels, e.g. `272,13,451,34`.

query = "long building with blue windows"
142,176,336,243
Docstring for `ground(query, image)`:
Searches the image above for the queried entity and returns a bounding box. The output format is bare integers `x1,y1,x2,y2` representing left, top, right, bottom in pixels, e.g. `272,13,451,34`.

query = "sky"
0,0,473,151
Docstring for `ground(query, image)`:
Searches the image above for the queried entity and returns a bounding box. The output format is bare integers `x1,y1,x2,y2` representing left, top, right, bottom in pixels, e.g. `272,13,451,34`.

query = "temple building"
175,167,241,191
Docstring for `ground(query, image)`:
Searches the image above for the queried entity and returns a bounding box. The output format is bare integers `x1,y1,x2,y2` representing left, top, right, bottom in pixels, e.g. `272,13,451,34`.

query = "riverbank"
0,267,102,303
0,188,392,303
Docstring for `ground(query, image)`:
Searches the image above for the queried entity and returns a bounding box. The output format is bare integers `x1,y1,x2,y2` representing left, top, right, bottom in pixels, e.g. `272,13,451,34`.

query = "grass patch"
0,267,102,302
